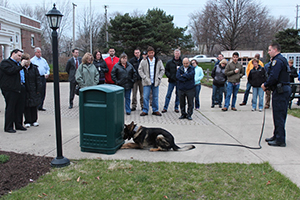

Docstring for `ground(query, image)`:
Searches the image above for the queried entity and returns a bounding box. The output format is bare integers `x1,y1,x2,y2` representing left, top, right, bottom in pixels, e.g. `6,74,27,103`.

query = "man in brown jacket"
222,52,244,111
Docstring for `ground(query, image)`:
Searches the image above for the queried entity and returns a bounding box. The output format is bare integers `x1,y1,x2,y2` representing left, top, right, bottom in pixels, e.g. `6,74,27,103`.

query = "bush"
0,154,10,164
46,72,69,82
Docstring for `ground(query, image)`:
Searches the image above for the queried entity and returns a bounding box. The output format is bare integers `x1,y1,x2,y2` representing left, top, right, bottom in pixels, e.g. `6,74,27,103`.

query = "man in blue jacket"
176,58,195,120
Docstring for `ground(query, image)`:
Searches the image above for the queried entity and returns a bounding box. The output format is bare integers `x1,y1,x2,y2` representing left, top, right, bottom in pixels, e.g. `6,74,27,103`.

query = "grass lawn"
288,107,300,118
3,160,300,199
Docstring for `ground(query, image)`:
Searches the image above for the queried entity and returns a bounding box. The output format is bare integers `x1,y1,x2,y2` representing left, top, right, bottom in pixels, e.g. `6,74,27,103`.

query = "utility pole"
89,0,92,53
296,5,300,29
72,3,77,49
104,5,109,48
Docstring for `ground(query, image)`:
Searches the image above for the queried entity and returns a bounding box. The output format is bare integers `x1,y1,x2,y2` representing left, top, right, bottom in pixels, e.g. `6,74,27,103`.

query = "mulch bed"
0,150,53,196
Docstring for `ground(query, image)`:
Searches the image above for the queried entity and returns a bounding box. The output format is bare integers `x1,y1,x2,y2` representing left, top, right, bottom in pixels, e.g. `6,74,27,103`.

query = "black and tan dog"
121,121,195,151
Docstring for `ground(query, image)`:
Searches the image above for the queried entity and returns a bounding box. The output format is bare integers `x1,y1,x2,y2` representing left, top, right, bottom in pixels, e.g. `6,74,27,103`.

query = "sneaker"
33,122,39,127
162,109,167,113
251,108,255,111
25,123,31,128
259,109,262,112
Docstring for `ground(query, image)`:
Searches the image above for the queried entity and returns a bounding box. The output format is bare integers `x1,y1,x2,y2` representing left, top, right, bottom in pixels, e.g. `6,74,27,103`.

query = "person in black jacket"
111,53,137,115
176,58,195,120
211,59,227,108
21,53,42,128
288,59,298,83
162,49,182,113
93,50,108,84
248,58,267,112
129,49,143,111
0,49,27,133
65,48,82,109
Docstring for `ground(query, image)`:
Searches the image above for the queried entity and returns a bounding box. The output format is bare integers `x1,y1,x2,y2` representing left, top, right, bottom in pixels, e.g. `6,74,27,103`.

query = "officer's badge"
272,60,277,66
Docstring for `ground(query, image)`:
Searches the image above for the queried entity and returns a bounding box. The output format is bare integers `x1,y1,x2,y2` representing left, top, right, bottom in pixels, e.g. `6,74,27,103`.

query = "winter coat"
246,59,264,77
176,65,195,91
104,56,119,84
289,66,298,83
165,57,182,83
129,56,143,80
211,64,227,87
75,63,99,88
225,61,244,83
93,59,109,82
0,58,23,93
111,62,137,90
65,57,82,83
194,65,204,85
138,57,165,87
24,63,42,107
248,65,267,87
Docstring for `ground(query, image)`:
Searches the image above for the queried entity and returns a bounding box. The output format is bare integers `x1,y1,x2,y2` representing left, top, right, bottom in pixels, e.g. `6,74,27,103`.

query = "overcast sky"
9,0,300,29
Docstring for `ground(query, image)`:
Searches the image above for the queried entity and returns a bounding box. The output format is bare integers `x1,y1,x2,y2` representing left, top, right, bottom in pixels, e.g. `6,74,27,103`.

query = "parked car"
189,55,217,63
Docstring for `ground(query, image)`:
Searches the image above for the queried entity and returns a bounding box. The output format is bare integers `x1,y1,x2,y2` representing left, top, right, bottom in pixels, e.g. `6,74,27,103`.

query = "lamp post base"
51,156,70,168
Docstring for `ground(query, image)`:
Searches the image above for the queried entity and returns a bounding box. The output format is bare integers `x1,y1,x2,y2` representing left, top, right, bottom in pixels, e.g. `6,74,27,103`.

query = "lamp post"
46,4,70,168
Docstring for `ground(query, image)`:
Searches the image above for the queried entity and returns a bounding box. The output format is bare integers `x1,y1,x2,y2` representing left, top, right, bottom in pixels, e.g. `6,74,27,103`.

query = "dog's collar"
133,125,139,132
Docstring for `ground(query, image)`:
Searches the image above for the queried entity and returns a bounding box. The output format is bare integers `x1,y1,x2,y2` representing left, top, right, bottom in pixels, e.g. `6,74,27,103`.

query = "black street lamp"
46,4,70,168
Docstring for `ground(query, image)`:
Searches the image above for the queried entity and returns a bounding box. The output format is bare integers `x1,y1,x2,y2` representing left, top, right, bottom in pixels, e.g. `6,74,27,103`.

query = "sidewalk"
0,77,299,187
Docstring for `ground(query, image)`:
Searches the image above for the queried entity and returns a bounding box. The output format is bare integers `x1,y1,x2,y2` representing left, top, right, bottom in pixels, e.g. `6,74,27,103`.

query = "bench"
289,83,300,109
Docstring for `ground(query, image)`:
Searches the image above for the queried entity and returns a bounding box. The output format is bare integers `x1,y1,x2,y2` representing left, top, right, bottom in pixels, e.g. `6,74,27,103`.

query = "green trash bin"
79,84,124,154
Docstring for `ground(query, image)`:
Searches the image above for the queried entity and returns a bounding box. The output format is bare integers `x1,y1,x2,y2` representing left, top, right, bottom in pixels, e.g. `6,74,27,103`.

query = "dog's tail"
173,144,195,151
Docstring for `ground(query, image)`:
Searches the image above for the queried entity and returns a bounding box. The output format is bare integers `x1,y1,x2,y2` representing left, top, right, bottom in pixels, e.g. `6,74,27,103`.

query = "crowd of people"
0,43,298,147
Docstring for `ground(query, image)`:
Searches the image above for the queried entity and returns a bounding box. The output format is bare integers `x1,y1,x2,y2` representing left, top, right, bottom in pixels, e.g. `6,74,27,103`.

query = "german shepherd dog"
121,121,195,151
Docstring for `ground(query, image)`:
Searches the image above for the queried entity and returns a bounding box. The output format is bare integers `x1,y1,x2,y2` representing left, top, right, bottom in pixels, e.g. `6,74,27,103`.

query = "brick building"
0,6,41,62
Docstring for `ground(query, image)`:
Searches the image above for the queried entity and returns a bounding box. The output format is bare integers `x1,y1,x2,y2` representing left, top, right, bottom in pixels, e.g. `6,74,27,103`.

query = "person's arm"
101,61,109,73
165,61,171,78
157,60,165,80
65,59,71,74
138,60,146,79
75,64,84,87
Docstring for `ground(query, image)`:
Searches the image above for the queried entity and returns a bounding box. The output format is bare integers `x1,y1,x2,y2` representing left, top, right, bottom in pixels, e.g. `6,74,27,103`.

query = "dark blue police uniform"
264,53,291,146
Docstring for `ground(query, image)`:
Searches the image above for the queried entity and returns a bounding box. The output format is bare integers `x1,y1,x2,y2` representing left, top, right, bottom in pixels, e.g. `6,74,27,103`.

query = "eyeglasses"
191,62,196,64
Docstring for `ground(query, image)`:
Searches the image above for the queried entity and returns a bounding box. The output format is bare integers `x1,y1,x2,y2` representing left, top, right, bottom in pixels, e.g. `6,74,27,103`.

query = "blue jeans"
163,82,179,110
212,84,224,106
194,84,201,108
252,87,264,110
242,82,252,104
124,89,131,113
224,82,239,109
143,84,159,113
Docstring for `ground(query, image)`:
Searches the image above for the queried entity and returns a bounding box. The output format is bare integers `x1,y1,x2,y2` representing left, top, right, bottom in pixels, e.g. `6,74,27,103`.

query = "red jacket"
104,56,119,84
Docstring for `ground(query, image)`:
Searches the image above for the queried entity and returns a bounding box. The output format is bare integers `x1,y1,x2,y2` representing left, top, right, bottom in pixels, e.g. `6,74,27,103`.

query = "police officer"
261,42,291,147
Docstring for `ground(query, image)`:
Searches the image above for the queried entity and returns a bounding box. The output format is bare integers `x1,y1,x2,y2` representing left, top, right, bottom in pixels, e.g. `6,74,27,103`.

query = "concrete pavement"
0,77,300,187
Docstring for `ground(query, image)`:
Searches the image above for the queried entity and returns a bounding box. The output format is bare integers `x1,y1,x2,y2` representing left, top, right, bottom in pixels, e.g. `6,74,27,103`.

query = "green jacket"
224,61,244,83
75,63,99,88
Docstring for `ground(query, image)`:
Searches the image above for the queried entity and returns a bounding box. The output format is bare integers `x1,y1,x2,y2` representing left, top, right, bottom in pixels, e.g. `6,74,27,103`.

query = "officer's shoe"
265,136,275,142
267,140,286,147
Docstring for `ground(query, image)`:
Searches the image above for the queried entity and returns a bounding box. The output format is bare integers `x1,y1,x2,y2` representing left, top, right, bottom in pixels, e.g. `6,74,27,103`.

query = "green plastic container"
79,84,124,154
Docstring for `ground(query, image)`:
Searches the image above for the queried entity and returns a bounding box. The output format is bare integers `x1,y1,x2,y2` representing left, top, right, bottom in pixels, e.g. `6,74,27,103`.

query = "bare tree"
189,0,290,53
16,1,72,63
76,7,105,54
0,0,9,7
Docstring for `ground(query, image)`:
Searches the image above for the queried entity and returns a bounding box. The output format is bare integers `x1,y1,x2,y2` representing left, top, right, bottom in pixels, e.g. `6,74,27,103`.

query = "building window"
31,36,35,47
10,36,13,42
16,34,19,44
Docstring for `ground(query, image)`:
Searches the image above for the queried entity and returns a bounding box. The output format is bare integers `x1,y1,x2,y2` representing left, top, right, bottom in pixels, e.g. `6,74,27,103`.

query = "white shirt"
148,57,155,84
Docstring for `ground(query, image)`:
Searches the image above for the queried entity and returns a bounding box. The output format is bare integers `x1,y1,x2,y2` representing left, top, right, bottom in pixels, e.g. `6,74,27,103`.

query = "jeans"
124,89,131,113
212,84,224,106
242,82,252,104
224,82,239,109
143,84,159,113
163,82,179,110
194,84,201,108
252,87,264,110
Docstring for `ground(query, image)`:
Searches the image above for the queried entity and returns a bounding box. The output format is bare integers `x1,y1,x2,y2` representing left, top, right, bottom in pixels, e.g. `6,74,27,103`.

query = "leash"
178,107,266,150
